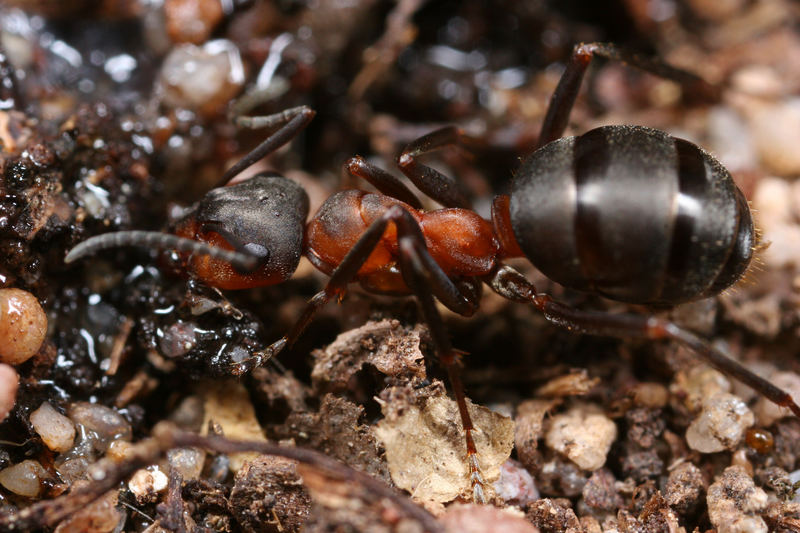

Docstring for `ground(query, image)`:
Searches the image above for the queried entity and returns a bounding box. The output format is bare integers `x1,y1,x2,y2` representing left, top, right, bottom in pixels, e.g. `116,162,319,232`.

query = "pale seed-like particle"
0,460,46,498
0,288,47,365
686,392,754,453
30,402,76,453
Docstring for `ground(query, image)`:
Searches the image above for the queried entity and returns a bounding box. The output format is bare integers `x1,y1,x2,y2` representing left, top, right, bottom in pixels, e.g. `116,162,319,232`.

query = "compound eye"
243,243,269,261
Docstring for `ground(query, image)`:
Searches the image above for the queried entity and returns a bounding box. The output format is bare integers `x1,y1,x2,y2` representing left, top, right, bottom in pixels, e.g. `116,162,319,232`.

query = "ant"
66,43,800,503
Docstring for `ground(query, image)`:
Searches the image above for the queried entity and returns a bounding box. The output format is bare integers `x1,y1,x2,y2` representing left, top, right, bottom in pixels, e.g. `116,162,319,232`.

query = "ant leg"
396,126,479,209
237,206,486,500
486,265,800,417
538,42,719,148
215,106,316,188
237,203,479,372
394,222,487,503
344,156,423,209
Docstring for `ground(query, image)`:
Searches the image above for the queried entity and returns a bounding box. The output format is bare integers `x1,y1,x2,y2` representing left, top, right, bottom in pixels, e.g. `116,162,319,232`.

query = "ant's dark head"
195,173,310,282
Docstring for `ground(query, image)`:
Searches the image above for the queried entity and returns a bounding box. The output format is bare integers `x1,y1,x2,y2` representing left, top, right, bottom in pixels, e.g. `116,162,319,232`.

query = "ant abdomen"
510,125,754,306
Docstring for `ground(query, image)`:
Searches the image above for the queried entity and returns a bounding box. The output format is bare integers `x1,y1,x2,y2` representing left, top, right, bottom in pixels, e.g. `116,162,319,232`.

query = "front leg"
235,205,487,502
215,105,316,188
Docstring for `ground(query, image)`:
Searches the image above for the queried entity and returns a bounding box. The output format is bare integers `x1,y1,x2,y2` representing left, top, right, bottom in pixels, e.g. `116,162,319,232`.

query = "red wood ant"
66,43,800,502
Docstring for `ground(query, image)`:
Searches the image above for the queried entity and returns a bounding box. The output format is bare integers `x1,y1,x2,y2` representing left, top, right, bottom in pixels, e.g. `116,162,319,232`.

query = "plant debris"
374,384,515,503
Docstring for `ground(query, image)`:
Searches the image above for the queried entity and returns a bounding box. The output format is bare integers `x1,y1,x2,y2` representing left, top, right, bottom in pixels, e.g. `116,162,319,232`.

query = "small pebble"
0,459,46,498
686,392,754,453
55,456,91,484
493,459,539,506
629,382,669,409
128,467,169,503
753,372,800,426
441,503,540,533
167,447,205,480
30,402,76,453
526,498,582,532
164,0,223,44
537,458,587,498
0,288,47,365
753,177,800,269
582,468,623,512
159,40,245,117
664,462,706,515
625,407,665,449
0,364,19,422
751,99,800,176
545,405,617,471
68,402,133,447
707,465,768,533
673,365,731,412
168,395,205,431
754,177,793,225
619,447,663,481
106,439,134,463
731,65,785,98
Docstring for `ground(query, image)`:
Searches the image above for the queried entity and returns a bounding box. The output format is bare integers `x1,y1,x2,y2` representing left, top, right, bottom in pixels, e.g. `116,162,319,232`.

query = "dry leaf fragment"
374,385,514,503
201,380,266,472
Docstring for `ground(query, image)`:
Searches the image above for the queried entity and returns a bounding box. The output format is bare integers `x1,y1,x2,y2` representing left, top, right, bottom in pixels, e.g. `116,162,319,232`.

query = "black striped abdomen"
510,125,753,306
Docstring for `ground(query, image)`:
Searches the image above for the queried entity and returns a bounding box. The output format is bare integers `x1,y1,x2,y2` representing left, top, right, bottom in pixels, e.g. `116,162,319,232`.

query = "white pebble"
754,177,793,225
751,99,800,176
753,372,800,426
673,365,731,412
128,467,169,502
545,405,617,471
159,39,244,115
30,402,76,453
731,65,785,98
686,393,754,453
68,402,132,446
0,460,46,498
753,177,800,269
106,439,134,463
167,447,205,480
